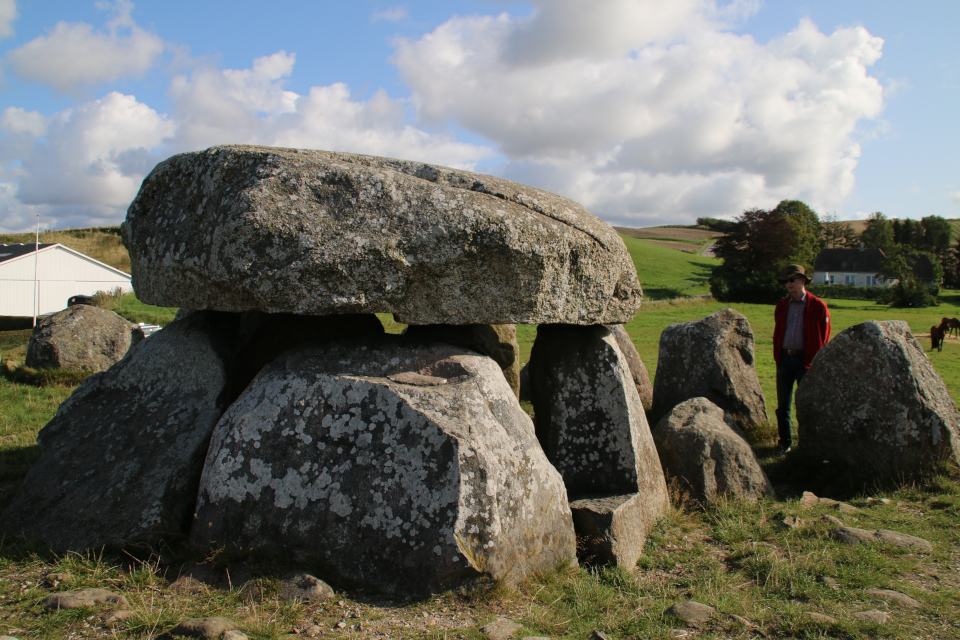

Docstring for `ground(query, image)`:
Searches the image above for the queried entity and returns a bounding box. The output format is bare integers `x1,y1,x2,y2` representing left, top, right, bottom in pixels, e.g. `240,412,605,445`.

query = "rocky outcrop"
649,309,768,430
25,305,143,372
527,324,668,566
191,335,575,594
652,397,774,503
3,311,238,551
606,324,653,410
796,320,960,473
122,145,642,325
404,324,520,398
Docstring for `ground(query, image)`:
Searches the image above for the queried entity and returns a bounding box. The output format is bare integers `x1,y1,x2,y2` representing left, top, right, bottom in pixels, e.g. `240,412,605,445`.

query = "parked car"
67,294,95,307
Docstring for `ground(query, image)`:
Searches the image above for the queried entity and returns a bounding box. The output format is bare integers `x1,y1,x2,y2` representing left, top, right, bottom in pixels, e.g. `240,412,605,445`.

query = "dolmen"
3,145,668,593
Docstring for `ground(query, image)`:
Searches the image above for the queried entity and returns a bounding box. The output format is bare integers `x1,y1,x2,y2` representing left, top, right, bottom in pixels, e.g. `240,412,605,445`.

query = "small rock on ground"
104,610,138,624
278,572,335,602
482,618,522,640
170,617,239,638
804,612,838,624
838,503,858,514
44,588,129,610
799,491,819,508
666,601,715,625
222,631,248,640
831,526,933,550
866,588,922,608
852,609,889,624
590,632,611,640
820,515,843,526
781,515,803,529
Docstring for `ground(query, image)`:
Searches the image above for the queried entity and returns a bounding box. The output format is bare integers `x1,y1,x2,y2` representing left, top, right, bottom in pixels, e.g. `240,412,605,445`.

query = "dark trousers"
775,350,807,448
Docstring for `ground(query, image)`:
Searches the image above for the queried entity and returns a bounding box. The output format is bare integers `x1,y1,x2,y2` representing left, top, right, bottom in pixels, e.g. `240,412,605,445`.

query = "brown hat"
777,264,811,284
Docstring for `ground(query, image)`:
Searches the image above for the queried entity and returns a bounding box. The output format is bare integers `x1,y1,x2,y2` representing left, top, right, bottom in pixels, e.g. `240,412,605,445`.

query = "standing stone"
527,324,668,566
404,324,521,398
2,311,238,551
650,309,768,431
122,145,642,325
25,305,144,372
191,335,575,595
796,320,960,473
606,324,653,410
652,398,774,503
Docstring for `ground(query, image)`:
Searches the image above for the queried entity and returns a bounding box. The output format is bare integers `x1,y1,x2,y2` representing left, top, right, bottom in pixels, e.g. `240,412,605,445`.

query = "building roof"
814,247,887,272
0,243,57,264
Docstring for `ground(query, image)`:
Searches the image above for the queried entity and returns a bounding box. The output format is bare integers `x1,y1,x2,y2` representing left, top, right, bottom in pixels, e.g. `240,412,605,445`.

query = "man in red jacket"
773,264,830,453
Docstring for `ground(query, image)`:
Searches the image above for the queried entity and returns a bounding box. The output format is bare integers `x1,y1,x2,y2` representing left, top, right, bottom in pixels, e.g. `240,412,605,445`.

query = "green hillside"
618,234,718,300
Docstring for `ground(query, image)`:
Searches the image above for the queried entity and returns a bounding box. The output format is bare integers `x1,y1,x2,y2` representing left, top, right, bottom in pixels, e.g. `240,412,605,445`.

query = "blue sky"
0,0,957,233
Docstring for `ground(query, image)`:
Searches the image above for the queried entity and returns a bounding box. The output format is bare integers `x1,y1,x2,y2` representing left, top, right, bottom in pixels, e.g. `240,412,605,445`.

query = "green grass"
619,234,718,299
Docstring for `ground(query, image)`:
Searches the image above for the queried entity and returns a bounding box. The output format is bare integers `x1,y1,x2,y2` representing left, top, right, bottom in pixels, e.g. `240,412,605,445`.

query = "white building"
0,243,132,317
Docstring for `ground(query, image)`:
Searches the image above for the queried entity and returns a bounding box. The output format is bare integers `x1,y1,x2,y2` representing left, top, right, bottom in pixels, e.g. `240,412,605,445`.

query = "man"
772,264,830,453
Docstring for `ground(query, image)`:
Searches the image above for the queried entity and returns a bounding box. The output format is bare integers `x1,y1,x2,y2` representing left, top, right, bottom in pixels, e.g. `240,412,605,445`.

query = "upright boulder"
3,311,239,551
796,320,960,473
650,309,768,431
527,324,669,567
25,305,143,372
653,397,774,503
191,335,575,594
122,145,642,325
606,324,653,410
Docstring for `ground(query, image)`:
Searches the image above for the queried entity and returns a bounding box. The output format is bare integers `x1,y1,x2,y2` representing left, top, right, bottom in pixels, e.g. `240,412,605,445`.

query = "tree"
876,247,943,307
822,213,858,248
772,200,824,267
917,215,952,258
709,206,798,304
859,212,895,254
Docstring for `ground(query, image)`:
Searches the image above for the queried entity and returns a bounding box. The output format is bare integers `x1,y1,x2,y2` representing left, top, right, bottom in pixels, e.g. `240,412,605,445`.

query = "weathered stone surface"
278,572,335,602
44,588,129,610
797,320,960,473
652,398,774,503
852,610,888,624
667,601,714,624
570,493,659,568
800,491,819,508
191,335,575,594
170,617,239,639
123,145,642,325
866,588,921,608
2,311,237,551
606,324,653,410
527,324,668,503
405,324,520,398
650,309,768,430
831,527,933,552
481,618,522,640
25,305,143,372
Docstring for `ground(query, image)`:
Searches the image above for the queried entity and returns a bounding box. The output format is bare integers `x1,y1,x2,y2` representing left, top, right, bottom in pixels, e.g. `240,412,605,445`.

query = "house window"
828,274,835,284
841,261,847,268
844,274,856,285
865,275,878,286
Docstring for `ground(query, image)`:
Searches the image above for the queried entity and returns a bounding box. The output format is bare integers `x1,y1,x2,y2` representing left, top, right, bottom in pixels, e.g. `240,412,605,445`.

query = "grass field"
1,228,959,639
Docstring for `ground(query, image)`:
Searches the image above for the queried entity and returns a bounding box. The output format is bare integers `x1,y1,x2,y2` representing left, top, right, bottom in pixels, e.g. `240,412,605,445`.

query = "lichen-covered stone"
404,323,520,398
527,324,668,505
122,145,641,325
796,320,960,473
650,309,768,430
606,324,652,410
2,311,237,551
26,305,143,372
191,335,575,595
652,397,774,503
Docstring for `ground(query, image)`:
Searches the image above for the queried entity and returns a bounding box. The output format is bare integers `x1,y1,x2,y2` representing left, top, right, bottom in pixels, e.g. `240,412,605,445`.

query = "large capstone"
653,397,774,503
191,335,575,595
2,311,238,551
650,309,768,431
122,145,641,325
26,305,143,373
796,320,960,474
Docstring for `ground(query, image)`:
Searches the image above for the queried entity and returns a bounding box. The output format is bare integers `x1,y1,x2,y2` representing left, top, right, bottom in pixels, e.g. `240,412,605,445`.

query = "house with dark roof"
813,247,937,287
0,243,131,316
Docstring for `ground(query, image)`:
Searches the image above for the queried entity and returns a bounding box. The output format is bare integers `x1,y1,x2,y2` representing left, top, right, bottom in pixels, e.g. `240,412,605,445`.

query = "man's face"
785,275,806,299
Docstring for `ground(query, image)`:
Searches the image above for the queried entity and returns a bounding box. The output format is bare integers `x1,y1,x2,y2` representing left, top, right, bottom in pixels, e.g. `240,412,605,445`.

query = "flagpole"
33,214,39,327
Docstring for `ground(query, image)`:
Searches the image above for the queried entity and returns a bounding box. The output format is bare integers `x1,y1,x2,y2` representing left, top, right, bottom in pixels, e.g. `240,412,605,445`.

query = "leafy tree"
709,207,797,304
877,247,942,307
772,200,824,266
695,217,737,233
859,212,896,254
917,215,952,258
822,213,858,248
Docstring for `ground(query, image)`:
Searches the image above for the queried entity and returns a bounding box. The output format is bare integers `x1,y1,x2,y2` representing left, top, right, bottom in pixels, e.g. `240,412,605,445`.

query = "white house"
0,243,132,317
813,247,937,287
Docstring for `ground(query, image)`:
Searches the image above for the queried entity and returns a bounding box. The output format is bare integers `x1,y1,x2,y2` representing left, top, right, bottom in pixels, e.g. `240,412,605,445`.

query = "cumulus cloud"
6,0,165,91
0,0,17,39
394,0,885,225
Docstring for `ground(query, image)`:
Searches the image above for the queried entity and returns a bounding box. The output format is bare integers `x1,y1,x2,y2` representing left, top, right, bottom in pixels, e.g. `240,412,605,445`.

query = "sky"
0,0,957,233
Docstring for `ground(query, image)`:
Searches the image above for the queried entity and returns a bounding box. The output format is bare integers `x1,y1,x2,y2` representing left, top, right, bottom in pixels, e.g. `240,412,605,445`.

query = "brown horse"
942,317,960,337
932,324,946,352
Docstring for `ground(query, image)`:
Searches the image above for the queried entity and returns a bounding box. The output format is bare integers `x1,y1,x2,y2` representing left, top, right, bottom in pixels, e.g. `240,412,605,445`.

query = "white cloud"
372,6,408,22
6,0,164,91
0,0,17,39
950,189,960,206
394,0,885,225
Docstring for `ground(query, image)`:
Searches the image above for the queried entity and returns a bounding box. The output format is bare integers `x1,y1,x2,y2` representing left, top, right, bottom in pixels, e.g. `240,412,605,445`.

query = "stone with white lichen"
191,334,576,594
121,145,641,325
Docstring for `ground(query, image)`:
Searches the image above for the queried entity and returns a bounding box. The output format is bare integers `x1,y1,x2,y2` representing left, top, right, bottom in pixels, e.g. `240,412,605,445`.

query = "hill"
0,227,129,273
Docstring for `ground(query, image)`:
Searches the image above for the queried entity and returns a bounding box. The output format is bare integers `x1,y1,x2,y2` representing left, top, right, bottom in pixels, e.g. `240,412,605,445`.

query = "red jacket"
773,291,830,368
